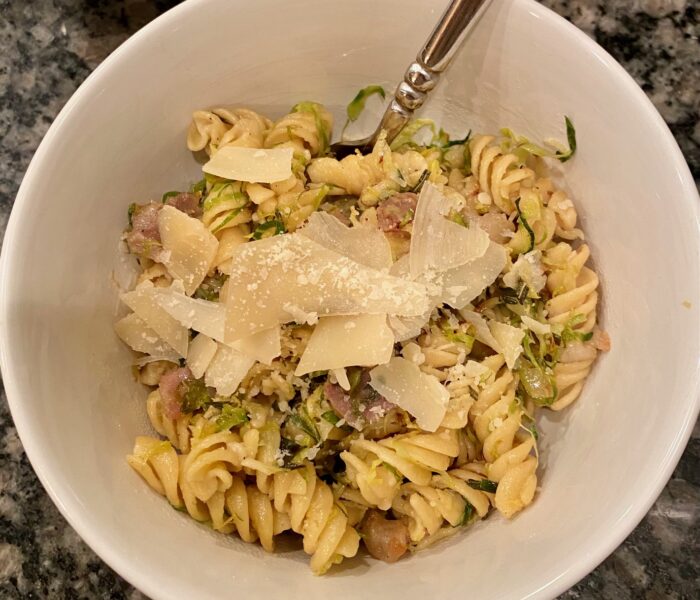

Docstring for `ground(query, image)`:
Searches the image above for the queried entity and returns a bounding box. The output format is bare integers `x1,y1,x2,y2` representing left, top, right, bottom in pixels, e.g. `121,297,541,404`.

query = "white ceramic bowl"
1,0,698,598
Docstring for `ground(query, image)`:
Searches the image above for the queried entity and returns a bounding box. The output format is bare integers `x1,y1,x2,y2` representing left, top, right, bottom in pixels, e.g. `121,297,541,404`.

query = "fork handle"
378,0,492,144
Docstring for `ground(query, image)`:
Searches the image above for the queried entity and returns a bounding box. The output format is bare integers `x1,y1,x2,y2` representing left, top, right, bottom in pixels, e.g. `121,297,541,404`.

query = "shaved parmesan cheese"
460,310,503,353
205,344,255,396
388,312,430,343
299,212,392,270
230,327,280,365
332,367,351,391
150,286,281,363
520,314,551,335
369,357,449,432
159,205,218,295
121,283,188,357
114,312,180,361
224,234,429,340
409,183,490,277
295,314,394,376
154,288,224,340
447,360,494,391
187,334,218,379
489,321,525,369
436,242,507,308
203,146,293,183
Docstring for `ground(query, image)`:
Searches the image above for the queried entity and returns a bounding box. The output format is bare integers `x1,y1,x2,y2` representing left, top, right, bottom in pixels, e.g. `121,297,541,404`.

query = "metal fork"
330,0,492,159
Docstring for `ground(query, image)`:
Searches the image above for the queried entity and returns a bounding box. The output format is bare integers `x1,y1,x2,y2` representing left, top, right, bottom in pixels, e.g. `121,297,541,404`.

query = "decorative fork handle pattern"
379,0,493,144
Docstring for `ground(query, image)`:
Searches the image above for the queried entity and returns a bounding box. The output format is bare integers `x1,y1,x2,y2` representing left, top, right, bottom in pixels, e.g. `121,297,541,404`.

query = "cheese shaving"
203,146,293,183
187,334,218,379
158,205,218,295
295,314,394,376
224,234,430,341
299,212,392,270
409,183,490,277
120,282,189,357
489,321,525,369
113,312,180,362
369,357,448,432
204,344,255,397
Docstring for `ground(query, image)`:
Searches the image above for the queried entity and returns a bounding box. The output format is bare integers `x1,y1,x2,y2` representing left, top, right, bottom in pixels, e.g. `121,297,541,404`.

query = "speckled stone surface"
0,1,698,598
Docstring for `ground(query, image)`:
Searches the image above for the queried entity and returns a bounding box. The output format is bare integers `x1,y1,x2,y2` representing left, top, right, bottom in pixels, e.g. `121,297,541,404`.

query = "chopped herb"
161,190,180,203
467,479,498,493
408,169,429,193
252,219,286,240
288,410,321,445
345,85,386,123
179,378,212,413
127,203,136,228
215,405,249,431
456,501,475,526
321,410,340,425
444,130,472,148
515,198,535,253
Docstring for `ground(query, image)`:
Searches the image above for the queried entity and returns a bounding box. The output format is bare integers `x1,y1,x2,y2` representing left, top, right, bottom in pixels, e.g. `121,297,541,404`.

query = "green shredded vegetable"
408,169,429,193
346,85,386,123
191,178,207,194
194,272,229,301
559,313,593,345
321,410,340,425
180,378,212,413
467,479,498,493
500,117,576,163
127,203,136,228
515,198,535,253
456,501,476,526
215,405,249,431
442,327,475,350
252,219,286,240
389,118,437,150
291,101,330,155
161,190,180,203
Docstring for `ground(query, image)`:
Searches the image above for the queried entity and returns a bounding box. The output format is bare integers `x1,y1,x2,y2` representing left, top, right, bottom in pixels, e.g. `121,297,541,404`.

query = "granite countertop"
0,1,698,598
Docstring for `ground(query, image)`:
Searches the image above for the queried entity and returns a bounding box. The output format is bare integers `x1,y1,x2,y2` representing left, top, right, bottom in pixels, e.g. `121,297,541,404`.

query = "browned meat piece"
323,369,395,430
126,193,201,259
126,202,164,260
377,192,417,231
165,192,202,217
158,366,192,419
361,510,410,563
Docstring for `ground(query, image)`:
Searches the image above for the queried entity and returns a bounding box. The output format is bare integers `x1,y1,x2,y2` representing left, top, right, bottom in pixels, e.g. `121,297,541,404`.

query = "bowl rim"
1,0,699,598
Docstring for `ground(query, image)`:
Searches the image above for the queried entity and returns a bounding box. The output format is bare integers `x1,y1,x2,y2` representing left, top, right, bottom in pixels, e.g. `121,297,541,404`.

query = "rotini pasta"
119,97,607,572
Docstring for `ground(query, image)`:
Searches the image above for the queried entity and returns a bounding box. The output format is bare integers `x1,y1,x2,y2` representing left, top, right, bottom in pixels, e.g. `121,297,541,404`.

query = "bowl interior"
1,0,699,599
